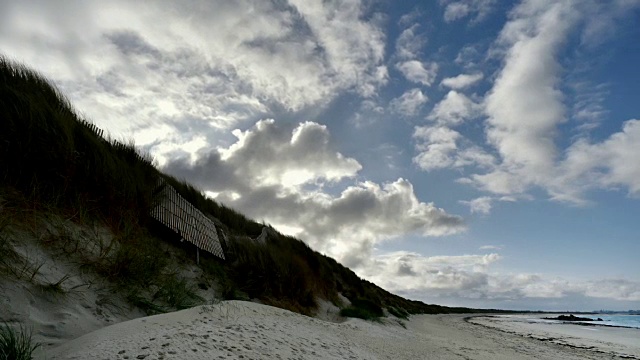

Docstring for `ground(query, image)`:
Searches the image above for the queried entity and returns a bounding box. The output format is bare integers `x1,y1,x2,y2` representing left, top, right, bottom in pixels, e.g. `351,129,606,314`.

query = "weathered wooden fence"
151,180,226,260
78,119,225,259
80,119,104,138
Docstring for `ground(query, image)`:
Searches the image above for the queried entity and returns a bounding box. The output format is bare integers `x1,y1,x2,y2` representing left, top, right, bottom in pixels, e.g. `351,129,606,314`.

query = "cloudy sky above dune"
2,0,639,310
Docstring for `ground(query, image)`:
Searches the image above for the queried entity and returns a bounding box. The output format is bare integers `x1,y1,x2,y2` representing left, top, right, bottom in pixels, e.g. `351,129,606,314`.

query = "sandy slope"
42,301,622,360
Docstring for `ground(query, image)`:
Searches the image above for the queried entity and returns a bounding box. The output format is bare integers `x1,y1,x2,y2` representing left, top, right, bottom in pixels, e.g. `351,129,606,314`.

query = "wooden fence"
78,119,225,259
150,180,226,260
80,119,104,138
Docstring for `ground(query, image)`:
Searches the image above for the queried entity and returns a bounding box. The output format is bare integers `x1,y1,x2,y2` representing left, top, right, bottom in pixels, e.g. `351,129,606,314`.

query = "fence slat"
150,180,225,260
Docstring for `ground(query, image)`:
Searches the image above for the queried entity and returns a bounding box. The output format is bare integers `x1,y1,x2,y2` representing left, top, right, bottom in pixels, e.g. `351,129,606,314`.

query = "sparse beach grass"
0,322,40,360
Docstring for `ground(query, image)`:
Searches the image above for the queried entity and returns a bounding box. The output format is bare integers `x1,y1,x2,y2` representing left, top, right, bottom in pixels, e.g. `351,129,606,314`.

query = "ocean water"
524,314,640,329
585,315,640,329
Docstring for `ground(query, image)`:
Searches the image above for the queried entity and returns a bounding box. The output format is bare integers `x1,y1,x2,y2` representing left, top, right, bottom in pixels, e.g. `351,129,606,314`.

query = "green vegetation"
387,306,410,320
340,299,384,321
0,55,515,321
0,323,40,360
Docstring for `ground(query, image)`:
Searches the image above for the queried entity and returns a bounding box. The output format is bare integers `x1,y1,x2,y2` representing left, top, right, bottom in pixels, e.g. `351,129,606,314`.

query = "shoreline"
470,314,640,329
468,314,640,359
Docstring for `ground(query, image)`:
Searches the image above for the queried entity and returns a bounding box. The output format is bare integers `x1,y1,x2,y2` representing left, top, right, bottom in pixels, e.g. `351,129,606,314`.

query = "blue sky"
1,0,639,310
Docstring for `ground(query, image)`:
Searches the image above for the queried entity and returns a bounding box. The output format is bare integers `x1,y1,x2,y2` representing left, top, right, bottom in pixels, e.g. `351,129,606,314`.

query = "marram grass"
0,322,40,360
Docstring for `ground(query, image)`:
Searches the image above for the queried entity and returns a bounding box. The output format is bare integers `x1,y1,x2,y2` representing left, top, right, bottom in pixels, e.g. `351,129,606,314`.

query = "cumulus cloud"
427,90,482,126
163,119,465,268
441,73,484,89
396,60,439,86
389,88,429,117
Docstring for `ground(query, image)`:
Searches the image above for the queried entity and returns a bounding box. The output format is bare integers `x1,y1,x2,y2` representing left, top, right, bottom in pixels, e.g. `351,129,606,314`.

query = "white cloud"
0,0,388,161
441,73,484,89
362,251,500,293
441,0,496,23
427,90,483,126
350,100,386,128
413,126,494,171
361,251,640,303
413,126,461,171
443,2,470,22
479,245,502,250
579,0,640,47
455,1,640,205
570,81,609,131
390,88,429,117
398,8,423,27
460,196,493,214
585,279,640,302
484,1,576,176
287,0,388,97
461,1,580,199
163,119,465,268
396,60,439,86
560,119,640,198
395,24,426,60
220,120,362,188
455,44,483,69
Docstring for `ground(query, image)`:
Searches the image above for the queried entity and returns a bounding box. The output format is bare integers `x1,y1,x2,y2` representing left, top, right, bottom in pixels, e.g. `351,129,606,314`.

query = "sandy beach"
41,300,639,360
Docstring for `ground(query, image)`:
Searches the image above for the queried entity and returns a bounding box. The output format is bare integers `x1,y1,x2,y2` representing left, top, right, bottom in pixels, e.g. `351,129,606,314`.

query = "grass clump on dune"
0,323,40,360
388,306,410,319
340,298,384,321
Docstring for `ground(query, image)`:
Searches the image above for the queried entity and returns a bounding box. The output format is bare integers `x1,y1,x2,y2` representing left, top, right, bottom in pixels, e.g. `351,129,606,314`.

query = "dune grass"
388,306,410,320
0,56,159,231
340,298,385,321
0,323,40,360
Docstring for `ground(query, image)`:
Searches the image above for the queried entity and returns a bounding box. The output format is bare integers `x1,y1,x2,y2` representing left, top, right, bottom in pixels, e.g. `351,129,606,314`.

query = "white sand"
42,301,631,360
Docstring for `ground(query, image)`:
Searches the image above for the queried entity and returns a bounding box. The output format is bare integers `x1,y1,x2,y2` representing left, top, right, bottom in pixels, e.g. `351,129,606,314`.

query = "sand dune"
42,300,628,360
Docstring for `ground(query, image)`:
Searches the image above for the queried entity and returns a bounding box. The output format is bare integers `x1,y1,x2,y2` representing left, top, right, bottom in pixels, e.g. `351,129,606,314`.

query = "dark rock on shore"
544,314,602,322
